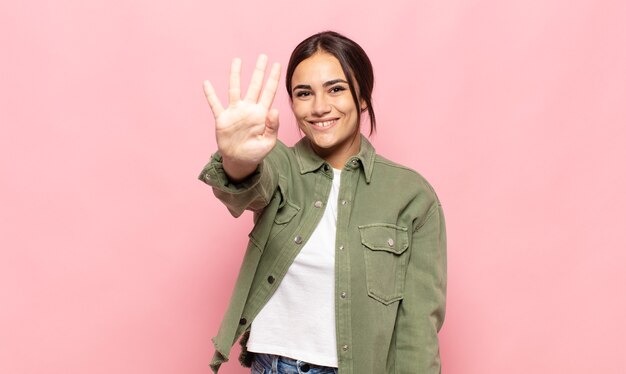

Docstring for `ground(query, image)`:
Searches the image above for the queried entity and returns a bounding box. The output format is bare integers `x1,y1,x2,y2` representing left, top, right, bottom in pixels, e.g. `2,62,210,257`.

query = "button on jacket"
199,135,446,374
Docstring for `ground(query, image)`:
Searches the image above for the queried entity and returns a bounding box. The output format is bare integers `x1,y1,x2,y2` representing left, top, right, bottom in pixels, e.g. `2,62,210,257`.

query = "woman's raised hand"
203,55,281,181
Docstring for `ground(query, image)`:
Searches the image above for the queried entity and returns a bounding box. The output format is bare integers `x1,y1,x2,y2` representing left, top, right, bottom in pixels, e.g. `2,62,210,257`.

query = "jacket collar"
293,134,376,183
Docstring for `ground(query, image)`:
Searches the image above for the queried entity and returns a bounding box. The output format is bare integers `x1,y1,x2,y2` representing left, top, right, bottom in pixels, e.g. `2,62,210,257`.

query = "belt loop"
271,354,278,374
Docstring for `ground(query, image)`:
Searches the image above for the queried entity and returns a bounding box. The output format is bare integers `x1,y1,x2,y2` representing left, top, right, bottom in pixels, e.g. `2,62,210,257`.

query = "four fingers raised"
204,54,281,117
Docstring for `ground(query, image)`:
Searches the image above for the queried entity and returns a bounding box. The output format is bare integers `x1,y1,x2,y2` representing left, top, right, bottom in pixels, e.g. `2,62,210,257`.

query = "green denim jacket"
199,135,446,374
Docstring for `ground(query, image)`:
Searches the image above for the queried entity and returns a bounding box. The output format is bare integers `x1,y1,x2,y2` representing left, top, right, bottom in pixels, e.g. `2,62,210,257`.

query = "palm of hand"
215,101,274,165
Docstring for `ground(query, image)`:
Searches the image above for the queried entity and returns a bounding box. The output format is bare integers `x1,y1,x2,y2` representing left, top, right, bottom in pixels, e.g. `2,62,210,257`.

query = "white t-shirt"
247,168,341,367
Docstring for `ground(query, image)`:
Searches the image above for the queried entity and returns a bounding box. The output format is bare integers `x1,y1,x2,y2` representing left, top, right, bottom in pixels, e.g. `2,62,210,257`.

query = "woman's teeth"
313,120,335,127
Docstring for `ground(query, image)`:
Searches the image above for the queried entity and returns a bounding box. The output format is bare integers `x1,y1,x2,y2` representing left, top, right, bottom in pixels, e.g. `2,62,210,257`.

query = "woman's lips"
308,119,338,129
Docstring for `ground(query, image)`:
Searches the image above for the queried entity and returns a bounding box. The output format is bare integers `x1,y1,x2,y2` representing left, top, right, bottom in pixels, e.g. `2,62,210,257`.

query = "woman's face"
290,52,364,168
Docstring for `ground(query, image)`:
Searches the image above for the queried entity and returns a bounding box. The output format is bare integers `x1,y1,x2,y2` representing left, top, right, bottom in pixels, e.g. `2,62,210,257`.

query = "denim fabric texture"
251,353,338,374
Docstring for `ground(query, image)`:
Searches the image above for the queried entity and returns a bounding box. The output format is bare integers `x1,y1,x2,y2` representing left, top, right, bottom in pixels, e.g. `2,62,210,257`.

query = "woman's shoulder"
369,153,442,229
374,154,436,189
371,153,442,211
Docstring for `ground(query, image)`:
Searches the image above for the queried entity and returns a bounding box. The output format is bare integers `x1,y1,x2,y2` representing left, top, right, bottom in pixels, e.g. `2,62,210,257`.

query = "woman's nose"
312,95,331,116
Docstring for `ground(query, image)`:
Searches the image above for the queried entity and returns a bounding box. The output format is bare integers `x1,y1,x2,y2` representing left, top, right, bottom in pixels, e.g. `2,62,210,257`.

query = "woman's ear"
360,99,367,112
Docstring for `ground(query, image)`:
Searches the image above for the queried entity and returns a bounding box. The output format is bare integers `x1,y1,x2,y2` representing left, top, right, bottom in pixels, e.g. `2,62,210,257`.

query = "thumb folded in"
265,108,280,135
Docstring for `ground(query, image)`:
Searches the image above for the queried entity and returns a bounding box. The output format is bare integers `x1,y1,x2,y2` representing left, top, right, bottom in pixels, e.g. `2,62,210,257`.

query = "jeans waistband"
253,353,337,373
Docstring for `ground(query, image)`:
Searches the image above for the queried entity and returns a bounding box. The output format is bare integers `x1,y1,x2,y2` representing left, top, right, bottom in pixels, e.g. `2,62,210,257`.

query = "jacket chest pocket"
249,177,300,252
359,224,409,305
268,199,299,243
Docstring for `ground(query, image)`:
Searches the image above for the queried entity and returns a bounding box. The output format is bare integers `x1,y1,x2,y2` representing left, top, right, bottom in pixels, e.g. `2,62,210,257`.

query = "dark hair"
286,31,376,135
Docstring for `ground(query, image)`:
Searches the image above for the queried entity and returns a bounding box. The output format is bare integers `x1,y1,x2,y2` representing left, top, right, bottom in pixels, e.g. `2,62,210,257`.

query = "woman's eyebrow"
323,79,348,87
292,84,312,91
292,79,349,91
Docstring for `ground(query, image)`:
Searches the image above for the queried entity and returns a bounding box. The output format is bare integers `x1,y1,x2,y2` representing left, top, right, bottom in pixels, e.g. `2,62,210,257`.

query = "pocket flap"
274,200,299,224
359,224,409,254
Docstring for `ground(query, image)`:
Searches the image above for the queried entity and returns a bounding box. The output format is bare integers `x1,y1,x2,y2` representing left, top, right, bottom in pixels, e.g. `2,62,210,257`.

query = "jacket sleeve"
198,143,285,218
394,201,447,373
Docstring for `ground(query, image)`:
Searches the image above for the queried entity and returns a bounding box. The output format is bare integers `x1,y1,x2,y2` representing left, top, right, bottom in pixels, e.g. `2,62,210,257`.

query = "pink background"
1,0,625,373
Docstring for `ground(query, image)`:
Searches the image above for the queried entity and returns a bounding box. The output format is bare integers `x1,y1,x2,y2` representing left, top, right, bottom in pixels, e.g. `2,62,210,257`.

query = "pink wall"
1,0,625,373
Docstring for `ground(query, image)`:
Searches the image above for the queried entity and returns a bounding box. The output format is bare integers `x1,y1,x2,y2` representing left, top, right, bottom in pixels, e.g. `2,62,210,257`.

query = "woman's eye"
295,91,311,98
330,86,347,94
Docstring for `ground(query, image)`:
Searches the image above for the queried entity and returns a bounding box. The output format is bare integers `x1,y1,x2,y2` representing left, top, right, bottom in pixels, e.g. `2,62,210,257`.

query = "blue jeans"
251,353,338,374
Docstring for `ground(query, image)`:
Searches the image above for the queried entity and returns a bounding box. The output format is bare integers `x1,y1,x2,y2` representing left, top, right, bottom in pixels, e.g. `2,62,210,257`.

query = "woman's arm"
198,141,287,218
393,202,447,373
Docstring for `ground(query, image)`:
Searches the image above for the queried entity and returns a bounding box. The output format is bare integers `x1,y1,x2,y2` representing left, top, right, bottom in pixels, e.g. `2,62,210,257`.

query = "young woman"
200,31,446,374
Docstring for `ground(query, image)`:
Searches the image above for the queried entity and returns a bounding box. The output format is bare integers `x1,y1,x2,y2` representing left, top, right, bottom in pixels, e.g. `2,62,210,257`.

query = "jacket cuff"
198,152,264,194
